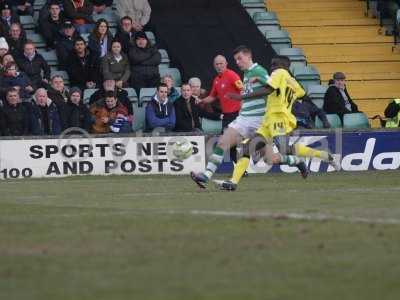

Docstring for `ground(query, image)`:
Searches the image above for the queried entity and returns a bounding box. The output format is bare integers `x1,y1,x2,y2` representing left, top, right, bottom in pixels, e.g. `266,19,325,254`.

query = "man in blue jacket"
145,83,175,132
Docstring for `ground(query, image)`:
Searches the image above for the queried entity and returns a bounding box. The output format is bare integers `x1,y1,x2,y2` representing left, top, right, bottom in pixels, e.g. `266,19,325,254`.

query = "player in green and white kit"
191,45,269,188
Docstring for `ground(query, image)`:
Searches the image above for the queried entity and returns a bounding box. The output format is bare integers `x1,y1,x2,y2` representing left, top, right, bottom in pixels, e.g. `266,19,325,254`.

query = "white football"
172,140,193,160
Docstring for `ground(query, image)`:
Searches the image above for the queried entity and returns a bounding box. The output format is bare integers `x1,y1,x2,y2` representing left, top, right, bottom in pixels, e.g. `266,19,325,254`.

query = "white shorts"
228,115,263,139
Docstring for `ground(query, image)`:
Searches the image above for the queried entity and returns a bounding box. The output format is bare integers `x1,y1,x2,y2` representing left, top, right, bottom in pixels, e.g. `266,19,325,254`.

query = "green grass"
1,171,400,300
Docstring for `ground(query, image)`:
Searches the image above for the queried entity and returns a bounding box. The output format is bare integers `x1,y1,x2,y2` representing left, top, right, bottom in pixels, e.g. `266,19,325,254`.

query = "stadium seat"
264,29,292,53
20,15,36,30
37,49,58,67
307,84,328,99
252,11,281,32
93,12,118,27
146,31,156,45
201,118,222,134
292,65,321,91
241,0,266,9
312,99,324,109
27,33,46,48
159,67,182,86
316,114,342,129
343,113,370,129
158,49,170,67
50,70,70,85
132,103,147,131
279,48,307,69
83,89,98,105
125,88,138,103
139,88,156,106
81,33,90,42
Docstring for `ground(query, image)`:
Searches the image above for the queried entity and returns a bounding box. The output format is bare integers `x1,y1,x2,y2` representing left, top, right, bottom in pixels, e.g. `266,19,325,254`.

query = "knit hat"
135,31,147,40
0,37,9,51
69,87,82,96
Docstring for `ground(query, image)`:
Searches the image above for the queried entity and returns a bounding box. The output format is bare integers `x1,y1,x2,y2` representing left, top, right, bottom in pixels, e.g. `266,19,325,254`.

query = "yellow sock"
231,157,250,184
294,144,329,161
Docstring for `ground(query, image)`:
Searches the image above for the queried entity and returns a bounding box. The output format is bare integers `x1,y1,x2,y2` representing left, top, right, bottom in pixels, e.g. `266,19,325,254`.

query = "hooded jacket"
145,94,175,131
129,42,161,80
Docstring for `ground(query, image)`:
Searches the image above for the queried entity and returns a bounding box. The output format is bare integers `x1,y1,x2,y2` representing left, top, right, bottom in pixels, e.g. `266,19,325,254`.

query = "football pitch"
1,171,400,300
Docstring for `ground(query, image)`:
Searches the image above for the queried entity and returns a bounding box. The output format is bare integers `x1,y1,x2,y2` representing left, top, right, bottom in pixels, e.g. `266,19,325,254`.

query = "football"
172,140,193,160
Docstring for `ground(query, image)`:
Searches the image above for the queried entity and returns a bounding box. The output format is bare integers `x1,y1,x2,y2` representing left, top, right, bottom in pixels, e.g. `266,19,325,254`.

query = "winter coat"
116,0,151,26
6,34,27,58
323,85,359,120
1,102,30,136
90,100,129,133
88,31,113,59
129,44,161,82
145,95,175,131
2,72,32,99
173,96,202,132
16,53,51,89
89,87,133,115
55,31,80,70
114,28,136,55
38,13,66,48
101,53,131,83
66,49,101,89
28,98,62,135
65,100,93,132
47,87,69,130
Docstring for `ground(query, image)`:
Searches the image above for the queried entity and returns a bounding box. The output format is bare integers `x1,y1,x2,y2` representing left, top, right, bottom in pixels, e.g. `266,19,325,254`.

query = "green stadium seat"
93,12,118,27
37,49,58,66
139,88,156,106
146,31,156,45
20,15,36,30
83,89,98,105
201,118,222,134
159,67,182,86
343,113,370,129
252,11,281,32
27,33,46,48
307,84,328,98
246,8,266,18
316,114,342,129
132,103,147,131
280,47,307,69
34,0,46,10
241,0,266,9
124,88,138,103
292,65,321,91
312,99,324,109
158,49,170,67
264,29,292,53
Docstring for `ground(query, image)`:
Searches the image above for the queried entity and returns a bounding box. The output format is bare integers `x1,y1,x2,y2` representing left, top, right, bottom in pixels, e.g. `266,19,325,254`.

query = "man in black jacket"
38,2,65,49
114,16,138,55
6,22,26,57
129,31,161,95
1,87,30,136
47,75,69,130
15,41,51,89
55,20,80,70
66,37,101,90
65,86,92,132
323,72,359,120
174,83,221,132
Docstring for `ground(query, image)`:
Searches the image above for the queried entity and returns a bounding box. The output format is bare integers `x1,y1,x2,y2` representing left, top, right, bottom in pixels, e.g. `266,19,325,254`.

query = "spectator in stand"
66,37,100,90
47,75,69,130
1,62,33,100
0,3,19,33
292,95,331,129
145,83,175,132
129,31,161,94
90,90,131,134
88,18,113,59
114,16,138,55
63,0,94,34
28,88,62,135
89,77,133,115
1,87,30,135
38,2,65,49
323,72,359,120
174,83,221,132
0,106,4,135
116,0,151,32
10,1,34,16
65,86,92,132
55,20,79,70
0,52,14,71
0,37,8,60
384,98,400,128
92,0,113,14
16,41,51,89
161,74,180,103
189,76,221,120
6,22,26,57
101,40,130,88
38,0,65,26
